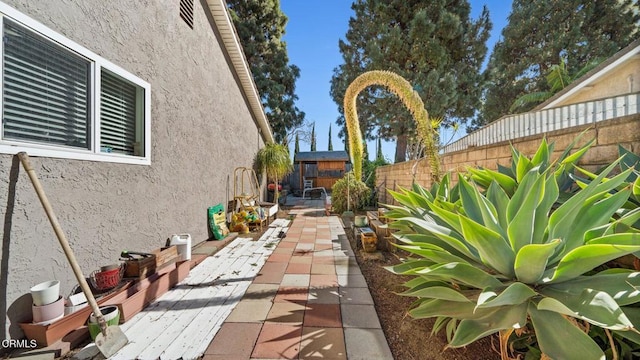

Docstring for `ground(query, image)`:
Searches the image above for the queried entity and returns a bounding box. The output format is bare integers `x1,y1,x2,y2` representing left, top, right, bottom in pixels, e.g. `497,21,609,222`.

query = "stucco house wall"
552,58,640,106
0,0,266,339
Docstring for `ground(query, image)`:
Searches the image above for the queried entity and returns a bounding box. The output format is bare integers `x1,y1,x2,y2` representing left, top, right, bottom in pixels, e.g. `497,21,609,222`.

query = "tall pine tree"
328,124,333,151
310,123,316,151
294,131,300,154
227,0,305,144
331,0,491,163
475,0,639,128
376,137,383,162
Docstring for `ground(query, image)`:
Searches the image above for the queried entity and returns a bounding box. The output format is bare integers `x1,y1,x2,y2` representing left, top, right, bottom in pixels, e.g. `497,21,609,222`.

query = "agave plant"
386,158,640,359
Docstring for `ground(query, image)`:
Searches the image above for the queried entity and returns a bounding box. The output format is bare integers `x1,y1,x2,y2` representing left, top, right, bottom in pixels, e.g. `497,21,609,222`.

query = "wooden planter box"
124,246,179,279
20,259,190,347
115,260,189,322
19,281,133,347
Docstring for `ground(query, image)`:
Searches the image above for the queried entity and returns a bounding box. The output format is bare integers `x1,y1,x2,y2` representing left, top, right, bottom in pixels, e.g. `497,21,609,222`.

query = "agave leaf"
528,303,605,359
514,239,562,283
402,277,445,289
458,176,487,225
507,172,545,252
412,181,434,200
385,259,434,275
387,189,423,210
585,233,640,246
546,270,640,306
507,168,539,223
620,144,640,182
516,155,534,184
497,163,514,178
561,138,596,166
400,285,473,303
613,307,640,345
546,243,640,283
532,175,558,244
428,205,464,235
468,167,517,195
416,262,503,289
530,138,550,169
562,188,632,248
435,173,451,201
432,316,449,336
398,217,480,260
449,303,528,348
486,181,510,229
548,161,627,258
476,283,537,309
538,289,633,330
406,190,432,212
585,208,640,241
394,244,472,265
458,216,515,276
393,233,475,260
409,299,497,320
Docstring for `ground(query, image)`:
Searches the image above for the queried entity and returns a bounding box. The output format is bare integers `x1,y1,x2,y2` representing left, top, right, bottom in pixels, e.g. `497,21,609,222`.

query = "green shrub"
385,140,640,359
331,171,371,213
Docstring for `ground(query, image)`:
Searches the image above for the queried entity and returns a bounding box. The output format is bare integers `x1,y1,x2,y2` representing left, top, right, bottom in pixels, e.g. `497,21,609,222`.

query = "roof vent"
180,0,194,29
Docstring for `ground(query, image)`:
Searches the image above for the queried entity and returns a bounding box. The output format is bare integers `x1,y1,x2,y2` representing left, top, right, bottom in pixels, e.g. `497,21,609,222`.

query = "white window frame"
0,2,151,165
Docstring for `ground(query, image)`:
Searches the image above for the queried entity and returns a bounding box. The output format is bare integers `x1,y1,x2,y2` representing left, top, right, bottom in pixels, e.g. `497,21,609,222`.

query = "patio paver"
75,198,391,359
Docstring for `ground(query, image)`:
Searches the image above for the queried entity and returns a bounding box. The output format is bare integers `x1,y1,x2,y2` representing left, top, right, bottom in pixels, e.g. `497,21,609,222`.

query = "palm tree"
256,143,293,204
510,58,602,113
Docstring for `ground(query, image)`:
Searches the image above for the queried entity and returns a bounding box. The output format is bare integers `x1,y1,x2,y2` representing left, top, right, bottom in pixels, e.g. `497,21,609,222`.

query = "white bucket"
170,234,192,262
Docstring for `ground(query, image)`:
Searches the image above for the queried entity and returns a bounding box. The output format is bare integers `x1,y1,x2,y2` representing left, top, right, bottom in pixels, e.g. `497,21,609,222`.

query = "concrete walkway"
74,198,392,360
203,198,393,360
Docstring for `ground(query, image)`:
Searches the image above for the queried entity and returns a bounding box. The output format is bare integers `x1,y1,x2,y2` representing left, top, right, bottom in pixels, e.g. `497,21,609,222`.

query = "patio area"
74,197,392,360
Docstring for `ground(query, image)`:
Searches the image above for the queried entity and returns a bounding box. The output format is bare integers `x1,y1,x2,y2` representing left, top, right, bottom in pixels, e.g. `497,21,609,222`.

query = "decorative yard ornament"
343,70,440,182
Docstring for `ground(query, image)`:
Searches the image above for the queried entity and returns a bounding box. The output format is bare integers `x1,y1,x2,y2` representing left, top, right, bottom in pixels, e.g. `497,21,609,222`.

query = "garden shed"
292,151,350,191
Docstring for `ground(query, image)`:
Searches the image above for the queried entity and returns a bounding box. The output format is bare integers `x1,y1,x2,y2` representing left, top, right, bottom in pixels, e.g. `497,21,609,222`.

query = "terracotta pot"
30,280,60,306
32,296,64,324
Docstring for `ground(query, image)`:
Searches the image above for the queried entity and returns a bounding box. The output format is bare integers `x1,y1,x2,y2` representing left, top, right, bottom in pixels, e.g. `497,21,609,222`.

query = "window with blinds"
0,11,150,164
2,19,91,149
100,70,143,156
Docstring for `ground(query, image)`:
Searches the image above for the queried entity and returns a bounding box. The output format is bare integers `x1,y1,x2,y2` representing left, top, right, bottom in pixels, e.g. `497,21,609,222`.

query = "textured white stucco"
0,0,265,339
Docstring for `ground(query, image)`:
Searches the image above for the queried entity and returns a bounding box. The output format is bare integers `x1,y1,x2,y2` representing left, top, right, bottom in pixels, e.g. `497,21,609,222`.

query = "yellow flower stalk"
343,70,440,182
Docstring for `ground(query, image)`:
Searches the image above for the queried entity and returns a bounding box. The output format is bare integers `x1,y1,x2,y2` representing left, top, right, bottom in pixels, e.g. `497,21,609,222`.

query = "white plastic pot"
32,296,64,323
30,280,60,306
87,305,120,340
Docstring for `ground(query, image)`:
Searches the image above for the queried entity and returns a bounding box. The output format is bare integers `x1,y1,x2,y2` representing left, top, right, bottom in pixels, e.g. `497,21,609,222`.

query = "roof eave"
536,39,640,110
206,0,274,144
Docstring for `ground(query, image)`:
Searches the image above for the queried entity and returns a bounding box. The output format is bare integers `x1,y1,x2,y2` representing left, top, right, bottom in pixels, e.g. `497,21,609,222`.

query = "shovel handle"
17,152,107,334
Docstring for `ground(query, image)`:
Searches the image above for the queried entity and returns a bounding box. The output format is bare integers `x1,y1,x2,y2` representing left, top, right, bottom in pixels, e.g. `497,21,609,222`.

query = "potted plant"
255,143,293,205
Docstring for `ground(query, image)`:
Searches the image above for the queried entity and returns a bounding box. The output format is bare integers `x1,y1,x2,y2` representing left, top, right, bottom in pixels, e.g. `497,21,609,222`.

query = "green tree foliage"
328,124,333,151
475,0,639,129
255,143,292,203
376,137,383,161
294,131,300,154
330,0,491,163
227,0,305,144
310,123,316,151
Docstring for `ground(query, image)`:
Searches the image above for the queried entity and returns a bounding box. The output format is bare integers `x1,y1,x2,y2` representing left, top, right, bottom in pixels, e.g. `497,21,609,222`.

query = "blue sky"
280,1,513,161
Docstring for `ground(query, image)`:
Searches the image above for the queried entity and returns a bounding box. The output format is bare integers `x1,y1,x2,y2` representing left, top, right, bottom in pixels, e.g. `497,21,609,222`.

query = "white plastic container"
30,280,60,306
170,234,192,262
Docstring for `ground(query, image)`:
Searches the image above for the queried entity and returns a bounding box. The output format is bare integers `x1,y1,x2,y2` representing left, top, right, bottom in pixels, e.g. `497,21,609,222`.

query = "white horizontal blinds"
2,19,90,149
100,70,138,155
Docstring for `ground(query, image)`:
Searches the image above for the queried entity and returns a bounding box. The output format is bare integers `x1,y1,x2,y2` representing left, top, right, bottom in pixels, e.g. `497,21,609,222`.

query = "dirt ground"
342,215,501,360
